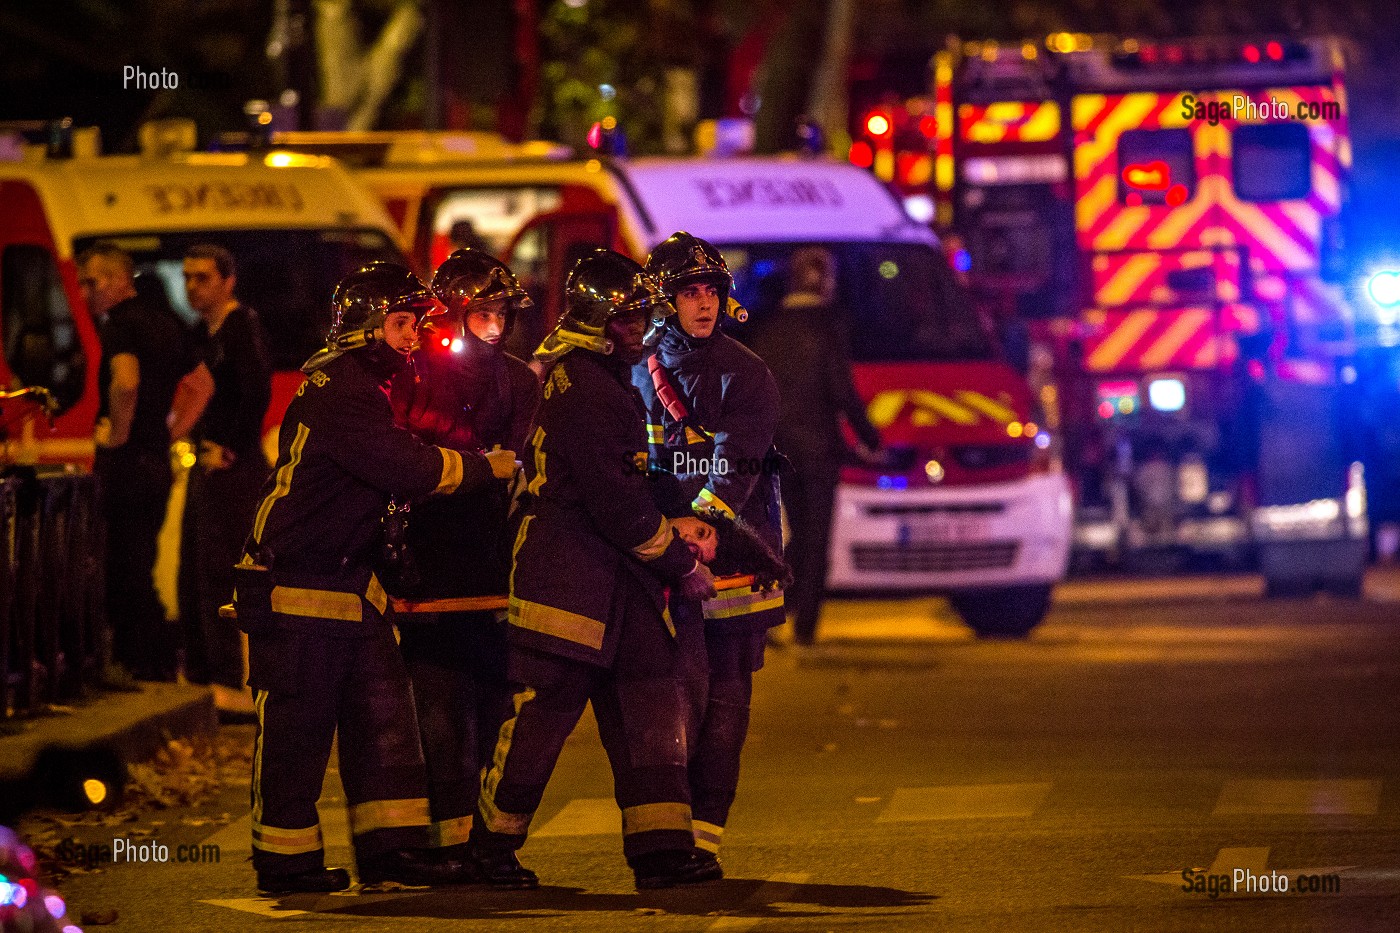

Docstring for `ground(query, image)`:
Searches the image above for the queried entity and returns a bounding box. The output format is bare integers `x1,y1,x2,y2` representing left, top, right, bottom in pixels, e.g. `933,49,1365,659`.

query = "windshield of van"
73,228,402,371
720,242,994,362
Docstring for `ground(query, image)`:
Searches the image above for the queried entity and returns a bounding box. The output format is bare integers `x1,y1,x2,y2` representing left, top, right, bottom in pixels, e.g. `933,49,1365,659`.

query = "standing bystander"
177,244,272,715
78,242,197,681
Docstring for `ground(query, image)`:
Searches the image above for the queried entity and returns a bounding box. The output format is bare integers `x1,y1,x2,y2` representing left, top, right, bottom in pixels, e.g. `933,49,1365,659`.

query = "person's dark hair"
75,241,134,278
185,243,236,280
710,515,793,591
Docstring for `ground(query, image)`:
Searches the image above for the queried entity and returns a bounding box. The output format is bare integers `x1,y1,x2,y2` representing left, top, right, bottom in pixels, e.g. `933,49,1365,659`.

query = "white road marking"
534,797,619,837
705,872,811,931
1212,779,1382,817
876,783,1052,822
200,898,309,918
1129,846,1355,890
202,891,410,918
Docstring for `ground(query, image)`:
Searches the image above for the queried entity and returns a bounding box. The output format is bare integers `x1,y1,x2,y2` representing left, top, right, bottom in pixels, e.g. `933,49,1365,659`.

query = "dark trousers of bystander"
95,445,174,681
782,458,839,645
180,453,269,687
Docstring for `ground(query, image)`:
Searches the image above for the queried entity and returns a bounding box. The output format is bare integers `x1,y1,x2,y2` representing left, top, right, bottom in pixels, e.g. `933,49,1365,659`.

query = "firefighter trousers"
398,611,511,850
473,585,693,864
249,618,431,877
678,623,766,856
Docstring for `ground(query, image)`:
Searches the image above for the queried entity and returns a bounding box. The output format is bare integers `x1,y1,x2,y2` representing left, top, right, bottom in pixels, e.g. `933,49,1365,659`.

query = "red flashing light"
865,112,892,138
586,121,603,150
1140,45,1158,64
1243,44,1261,63
1098,400,1115,419
1164,45,1184,65
440,336,451,348
848,140,874,168
1125,192,1143,207
1123,160,1170,191
1266,41,1283,61
919,115,938,138
1166,184,1187,206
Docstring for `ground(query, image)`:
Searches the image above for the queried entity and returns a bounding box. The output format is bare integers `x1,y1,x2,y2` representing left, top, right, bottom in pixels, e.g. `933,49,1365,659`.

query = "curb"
0,683,217,785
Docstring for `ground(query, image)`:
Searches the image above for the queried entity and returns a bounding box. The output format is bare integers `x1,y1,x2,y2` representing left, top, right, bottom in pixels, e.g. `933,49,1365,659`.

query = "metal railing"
1,470,105,720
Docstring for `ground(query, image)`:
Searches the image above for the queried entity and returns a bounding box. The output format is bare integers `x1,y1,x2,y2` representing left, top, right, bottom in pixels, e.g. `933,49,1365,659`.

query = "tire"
1263,576,1312,599
949,585,1053,639
1320,575,1364,598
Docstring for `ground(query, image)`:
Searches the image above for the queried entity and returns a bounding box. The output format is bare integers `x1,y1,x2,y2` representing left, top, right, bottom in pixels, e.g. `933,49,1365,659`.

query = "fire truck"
858,35,1368,594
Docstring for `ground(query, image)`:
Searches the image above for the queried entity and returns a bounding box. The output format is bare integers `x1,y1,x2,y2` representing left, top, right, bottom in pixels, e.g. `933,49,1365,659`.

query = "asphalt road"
41,572,1400,932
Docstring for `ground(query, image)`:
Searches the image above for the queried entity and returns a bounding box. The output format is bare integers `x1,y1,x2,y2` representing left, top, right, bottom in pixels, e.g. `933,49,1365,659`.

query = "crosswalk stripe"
534,797,619,837
1212,779,1381,817
877,783,1052,822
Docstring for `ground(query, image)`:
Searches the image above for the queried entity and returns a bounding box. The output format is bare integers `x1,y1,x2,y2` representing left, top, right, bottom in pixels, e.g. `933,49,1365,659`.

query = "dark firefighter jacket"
633,324,786,632
245,350,492,632
387,339,541,598
509,350,698,667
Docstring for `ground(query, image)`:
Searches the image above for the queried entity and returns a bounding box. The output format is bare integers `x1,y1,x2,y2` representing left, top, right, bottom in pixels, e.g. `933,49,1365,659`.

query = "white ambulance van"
274,132,1073,635
0,123,406,466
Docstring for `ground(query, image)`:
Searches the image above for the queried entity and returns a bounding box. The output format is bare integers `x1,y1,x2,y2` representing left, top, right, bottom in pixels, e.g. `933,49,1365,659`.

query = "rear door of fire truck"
1066,39,1365,592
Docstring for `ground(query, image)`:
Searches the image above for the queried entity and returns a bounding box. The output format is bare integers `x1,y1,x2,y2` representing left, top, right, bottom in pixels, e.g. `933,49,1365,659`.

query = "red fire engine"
857,35,1368,594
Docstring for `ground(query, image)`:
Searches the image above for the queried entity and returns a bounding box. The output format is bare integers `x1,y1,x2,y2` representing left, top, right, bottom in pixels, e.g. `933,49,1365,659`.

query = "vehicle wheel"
1263,576,1312,599
949,585,1053,639
1320,575,1364,598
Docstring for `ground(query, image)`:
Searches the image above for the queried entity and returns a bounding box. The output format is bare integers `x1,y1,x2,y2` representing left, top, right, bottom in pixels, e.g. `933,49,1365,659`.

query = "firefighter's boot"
256,866,351,895
357,847,476,886
632,848,725,890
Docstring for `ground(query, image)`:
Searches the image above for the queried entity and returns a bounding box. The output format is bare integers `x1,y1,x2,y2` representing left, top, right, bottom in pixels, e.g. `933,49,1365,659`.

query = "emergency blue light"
1367,270,1400,307
1148,377,1186,413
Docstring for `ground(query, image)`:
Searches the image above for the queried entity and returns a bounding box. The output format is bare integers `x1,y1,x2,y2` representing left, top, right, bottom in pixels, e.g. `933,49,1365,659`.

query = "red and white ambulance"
0,122,405,467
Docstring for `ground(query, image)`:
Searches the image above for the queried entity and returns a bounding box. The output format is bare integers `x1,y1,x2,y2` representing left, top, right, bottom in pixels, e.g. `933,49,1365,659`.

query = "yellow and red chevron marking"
1071,86,1346,307
960,101,1061,143
1081,305,1260,373
1089,248,1245,308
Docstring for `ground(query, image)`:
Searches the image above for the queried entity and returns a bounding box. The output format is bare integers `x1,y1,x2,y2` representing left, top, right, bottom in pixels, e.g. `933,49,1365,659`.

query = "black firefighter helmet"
644,231,747,334
302,262,433,373
534,249,671,364
428,248,533,342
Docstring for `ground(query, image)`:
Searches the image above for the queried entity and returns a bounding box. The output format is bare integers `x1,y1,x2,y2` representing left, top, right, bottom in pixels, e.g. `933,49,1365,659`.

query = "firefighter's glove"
679,561,718,601
485,447,519,480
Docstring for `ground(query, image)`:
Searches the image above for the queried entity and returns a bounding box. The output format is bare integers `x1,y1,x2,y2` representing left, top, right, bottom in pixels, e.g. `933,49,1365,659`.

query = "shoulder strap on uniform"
647,354,690,423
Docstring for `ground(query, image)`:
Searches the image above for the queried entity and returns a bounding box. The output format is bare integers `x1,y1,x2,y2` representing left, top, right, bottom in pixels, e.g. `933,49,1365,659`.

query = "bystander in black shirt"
97,294,195,452
195,304,272,458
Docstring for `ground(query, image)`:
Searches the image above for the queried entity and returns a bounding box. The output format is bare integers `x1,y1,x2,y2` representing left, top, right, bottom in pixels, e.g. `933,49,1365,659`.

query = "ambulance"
0,121,406,467
273,130,1073,635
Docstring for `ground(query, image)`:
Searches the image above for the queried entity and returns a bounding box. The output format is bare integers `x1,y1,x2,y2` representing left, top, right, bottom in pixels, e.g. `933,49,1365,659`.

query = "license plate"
897,516,992,544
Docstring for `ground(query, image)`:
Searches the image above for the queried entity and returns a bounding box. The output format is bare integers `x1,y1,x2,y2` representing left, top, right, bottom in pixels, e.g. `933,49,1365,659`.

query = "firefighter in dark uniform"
234,263,517,894
636,231,784,872
466,250,723,891
387,248,540,861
